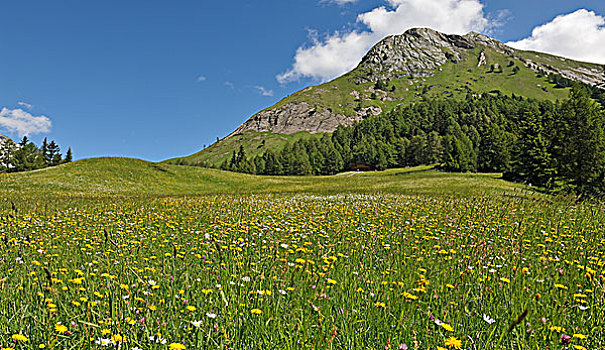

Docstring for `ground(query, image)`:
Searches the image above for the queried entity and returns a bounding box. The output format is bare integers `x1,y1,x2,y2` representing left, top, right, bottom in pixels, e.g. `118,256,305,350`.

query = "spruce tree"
41,137,50,165
46,140,61,166
553,84,605,195
64,148,73,163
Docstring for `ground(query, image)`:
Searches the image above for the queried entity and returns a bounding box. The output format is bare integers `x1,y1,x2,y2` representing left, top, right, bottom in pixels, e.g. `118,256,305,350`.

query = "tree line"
220,84,604,196
0,136,72,173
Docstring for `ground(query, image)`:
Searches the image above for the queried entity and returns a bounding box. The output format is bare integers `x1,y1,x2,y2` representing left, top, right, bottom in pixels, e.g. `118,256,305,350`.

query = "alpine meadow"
2,2,605,350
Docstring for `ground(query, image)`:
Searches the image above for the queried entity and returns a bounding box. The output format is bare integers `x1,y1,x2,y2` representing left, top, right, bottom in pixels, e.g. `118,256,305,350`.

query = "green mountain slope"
170,28,604,168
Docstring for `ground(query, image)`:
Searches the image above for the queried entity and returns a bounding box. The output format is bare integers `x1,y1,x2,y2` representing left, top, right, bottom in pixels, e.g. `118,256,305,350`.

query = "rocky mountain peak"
355,27,512,84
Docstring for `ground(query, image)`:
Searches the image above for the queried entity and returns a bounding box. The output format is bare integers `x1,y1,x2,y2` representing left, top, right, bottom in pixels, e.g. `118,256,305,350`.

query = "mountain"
171,27,605,167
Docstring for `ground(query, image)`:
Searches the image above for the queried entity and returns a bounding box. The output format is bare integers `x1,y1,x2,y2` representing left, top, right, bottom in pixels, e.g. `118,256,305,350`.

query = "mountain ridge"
174,27,605,167
229,28,604,138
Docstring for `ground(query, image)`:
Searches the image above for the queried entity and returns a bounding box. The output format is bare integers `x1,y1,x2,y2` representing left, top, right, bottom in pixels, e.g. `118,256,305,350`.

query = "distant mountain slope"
172,27,605,167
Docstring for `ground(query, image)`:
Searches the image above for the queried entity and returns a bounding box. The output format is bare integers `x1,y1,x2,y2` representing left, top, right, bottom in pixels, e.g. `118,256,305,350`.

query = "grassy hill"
170,130,322,168
0,157,535,202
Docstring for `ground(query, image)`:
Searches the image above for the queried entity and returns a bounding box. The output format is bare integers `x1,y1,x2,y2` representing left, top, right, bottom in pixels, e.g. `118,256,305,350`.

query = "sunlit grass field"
0,158,602,349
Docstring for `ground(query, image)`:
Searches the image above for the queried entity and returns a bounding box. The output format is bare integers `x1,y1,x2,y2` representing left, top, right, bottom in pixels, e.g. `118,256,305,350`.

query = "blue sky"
1,0,604,161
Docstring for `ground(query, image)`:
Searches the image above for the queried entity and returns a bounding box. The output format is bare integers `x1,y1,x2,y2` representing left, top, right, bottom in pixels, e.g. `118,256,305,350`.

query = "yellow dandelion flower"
445,336,462,349
168,343,186,350
549,326,565,333
55,324,68,333
12,334,28,342
441,323,454,332
251,308,262,314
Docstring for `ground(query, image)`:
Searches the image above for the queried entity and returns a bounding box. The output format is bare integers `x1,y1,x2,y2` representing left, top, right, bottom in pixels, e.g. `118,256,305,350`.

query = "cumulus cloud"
255,85,274,97
224,81,235,89
197,75,207,82
277,0,491,83
0,108,52,137
507,9,605,64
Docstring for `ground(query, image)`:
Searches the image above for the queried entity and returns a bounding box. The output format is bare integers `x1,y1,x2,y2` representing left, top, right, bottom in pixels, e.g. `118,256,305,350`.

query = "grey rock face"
521,59,605,87
478,51,487,67
229,102,362,136
356,28,519,84
355,28,477,83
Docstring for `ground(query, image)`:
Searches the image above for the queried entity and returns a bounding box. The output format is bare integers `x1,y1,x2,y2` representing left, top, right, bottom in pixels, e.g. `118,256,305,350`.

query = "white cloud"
277,0,491,83
358,0,488,36
507,9,605,65
224,81,235,89
0,108,52,137
17,101,34,110
197,75,207,82
255,85,274,97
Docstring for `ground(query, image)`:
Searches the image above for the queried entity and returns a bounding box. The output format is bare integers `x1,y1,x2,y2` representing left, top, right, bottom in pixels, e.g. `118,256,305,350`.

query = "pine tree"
41,137,50,165
64,148,73,163
479,124,513,172
290,141,312,175
553,84,605,195
262,150,282,175
406,131,428,165
253,156,265,175
228,150,237,171
12,140,44,172
19,136,29,147
508,107,555,188
426,131,444,164
46,140,61,166
321,141,344,175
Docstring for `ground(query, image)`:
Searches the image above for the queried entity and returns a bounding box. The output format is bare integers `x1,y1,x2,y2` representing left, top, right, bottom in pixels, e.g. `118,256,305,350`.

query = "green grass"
0,158,533,203
0,158,603,349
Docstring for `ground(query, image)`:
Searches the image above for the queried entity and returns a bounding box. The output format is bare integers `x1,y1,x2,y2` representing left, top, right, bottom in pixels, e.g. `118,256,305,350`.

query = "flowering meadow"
0,193,603,349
